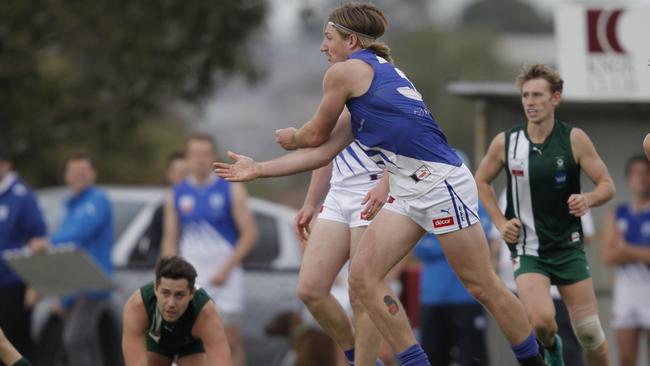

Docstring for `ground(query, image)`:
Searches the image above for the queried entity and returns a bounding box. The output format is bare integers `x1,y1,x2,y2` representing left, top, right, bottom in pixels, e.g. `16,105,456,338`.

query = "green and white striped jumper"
504,120,583,258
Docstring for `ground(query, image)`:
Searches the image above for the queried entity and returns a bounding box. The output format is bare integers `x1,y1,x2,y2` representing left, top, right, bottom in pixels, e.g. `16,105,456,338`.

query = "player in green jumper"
122,256,231,366
476,64,615,366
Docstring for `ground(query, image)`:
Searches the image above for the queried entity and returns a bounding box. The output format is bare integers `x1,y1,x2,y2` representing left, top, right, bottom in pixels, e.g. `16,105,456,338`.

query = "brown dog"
266,310,338,366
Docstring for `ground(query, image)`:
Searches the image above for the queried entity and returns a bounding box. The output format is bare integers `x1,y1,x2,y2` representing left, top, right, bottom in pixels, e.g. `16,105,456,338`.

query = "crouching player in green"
122,256,231,366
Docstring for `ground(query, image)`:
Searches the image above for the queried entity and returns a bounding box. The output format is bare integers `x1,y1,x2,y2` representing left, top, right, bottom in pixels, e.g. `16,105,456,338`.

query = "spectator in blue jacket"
0,148,46,363
413,150,494,365
44,152,114,366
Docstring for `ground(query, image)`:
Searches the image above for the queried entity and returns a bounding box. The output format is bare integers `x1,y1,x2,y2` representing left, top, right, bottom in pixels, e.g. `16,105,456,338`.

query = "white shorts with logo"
612,269,650,329
383,164,480,234
318,186,374,228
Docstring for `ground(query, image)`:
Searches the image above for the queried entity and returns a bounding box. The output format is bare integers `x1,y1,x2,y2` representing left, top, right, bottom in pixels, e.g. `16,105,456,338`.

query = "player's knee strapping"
571,314,606,351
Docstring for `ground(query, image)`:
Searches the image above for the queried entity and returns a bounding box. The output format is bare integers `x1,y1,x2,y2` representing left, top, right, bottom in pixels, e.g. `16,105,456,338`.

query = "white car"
32,186,302,366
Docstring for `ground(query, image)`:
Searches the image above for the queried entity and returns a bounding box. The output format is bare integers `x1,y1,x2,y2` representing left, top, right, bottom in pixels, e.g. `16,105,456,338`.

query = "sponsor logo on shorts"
410,165,431,182
433,216,455,228
387,196,395,204
511,168,524,177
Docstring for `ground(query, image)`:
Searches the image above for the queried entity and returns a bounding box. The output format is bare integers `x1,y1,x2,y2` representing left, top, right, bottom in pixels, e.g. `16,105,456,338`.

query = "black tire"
98,310,123,366
33,315,67,366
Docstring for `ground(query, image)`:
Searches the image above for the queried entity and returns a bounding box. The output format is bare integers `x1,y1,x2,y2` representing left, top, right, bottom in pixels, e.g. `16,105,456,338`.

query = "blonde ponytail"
365,41,393,64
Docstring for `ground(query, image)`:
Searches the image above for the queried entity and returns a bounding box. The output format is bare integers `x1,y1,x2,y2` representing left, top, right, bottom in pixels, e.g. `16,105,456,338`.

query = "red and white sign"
433,216,455,228
556,4,650,101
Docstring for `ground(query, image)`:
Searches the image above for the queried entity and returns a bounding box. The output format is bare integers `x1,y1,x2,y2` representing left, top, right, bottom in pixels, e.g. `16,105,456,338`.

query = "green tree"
462,0,552,34
0,0,267,185
391,25,510,162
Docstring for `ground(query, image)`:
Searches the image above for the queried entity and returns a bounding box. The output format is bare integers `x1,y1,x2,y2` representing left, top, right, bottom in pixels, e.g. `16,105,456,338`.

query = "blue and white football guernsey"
319,142,384,228
330,142,383,190
345,49,479,233
613,203,650,327
173,176,243,316
346,49,462,200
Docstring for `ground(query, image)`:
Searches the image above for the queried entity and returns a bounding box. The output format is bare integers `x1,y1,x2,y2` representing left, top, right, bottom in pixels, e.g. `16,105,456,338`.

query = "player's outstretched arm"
644,133,650,160
122,291,149,366
214,112,354,182
193,301,231,365
569,128,615,216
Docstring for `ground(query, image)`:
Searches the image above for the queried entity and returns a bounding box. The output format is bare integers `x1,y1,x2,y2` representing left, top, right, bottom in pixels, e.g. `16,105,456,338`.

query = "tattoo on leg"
383,295,399,315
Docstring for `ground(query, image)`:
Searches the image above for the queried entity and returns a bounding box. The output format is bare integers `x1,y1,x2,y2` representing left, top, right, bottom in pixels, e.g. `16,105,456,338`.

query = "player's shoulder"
325,58,372,82
194,295,218,326
568,125,588,140
487,131,507,152
123,286,150,333
568,126,596,153
124,286,146,313
86,186,111,205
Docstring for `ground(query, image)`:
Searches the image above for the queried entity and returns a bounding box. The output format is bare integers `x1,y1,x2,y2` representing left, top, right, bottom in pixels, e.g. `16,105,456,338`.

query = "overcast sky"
198,0,650,159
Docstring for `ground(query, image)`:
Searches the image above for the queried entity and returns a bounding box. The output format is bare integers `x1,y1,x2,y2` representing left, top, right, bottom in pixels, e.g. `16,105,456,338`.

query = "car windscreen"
243,211,280,269
112,200,146,239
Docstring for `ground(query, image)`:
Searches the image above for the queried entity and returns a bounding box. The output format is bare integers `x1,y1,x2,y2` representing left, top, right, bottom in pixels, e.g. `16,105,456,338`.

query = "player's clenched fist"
498,218,522,245
275,128,299,150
